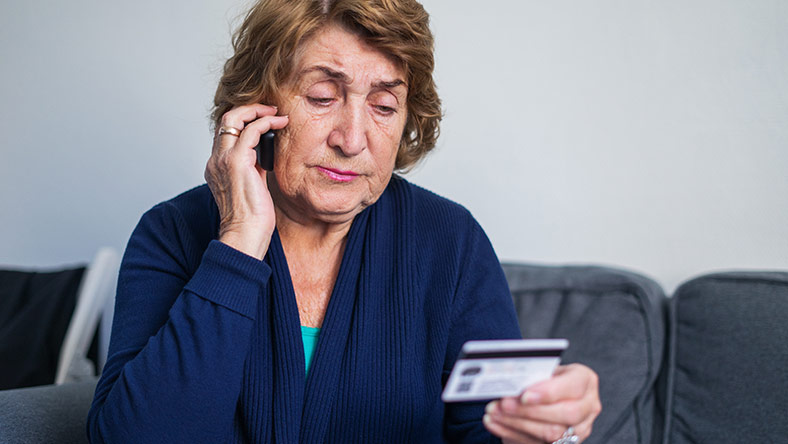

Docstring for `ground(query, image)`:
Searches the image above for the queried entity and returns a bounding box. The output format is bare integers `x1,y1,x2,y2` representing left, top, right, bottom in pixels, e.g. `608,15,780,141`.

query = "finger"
487,400,573,443
214,116,289,169
219,103,279,133
206,114,289,206
498,394,595,426
490,409,577,442
482,414,542,444
572,412,597,443
491,382,601,442
214,104,280,153
234,114,289,159
521,364,598,405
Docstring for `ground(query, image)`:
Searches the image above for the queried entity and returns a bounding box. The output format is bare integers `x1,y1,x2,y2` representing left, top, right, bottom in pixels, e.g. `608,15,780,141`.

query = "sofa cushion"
502,263,666,444
664,271,788,444
0,379,97,444
0,267,86,389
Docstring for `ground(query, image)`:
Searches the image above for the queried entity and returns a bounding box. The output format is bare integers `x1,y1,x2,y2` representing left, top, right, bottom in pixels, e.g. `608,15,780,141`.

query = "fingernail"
482,414,492,425
485,401,498,414
520,390,542,404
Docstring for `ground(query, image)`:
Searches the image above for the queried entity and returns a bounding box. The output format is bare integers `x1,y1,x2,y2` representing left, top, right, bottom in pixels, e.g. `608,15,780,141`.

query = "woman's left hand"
483,364,602,444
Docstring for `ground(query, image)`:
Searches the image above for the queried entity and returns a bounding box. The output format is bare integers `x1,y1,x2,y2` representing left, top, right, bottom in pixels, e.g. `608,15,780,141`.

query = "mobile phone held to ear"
255,130,275,171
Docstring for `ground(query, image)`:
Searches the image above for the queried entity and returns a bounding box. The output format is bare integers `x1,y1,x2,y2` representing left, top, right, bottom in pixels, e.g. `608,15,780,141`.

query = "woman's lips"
317,166,359,182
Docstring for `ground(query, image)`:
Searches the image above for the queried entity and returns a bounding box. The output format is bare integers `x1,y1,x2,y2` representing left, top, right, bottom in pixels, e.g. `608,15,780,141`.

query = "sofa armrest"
0,378,97,444
502,263,667,444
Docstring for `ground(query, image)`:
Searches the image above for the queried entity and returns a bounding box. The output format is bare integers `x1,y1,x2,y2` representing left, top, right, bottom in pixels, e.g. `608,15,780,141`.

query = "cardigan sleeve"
86,202,270,443
443,221,523,443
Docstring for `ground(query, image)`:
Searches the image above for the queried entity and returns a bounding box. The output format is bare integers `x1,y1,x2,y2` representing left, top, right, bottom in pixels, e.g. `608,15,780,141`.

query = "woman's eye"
374,105,396,115
307,97,334,106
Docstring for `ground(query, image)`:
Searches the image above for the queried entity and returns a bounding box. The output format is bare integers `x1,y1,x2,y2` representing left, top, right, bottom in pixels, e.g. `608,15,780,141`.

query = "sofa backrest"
662,271,788,444
502,263,667,444
0,267,86,389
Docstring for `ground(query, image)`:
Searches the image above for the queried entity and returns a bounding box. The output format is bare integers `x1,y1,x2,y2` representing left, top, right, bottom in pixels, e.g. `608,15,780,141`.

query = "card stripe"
459,349,564,360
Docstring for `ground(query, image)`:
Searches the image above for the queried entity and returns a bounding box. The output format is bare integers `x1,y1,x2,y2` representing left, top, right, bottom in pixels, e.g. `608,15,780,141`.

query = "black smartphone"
255,130,275,171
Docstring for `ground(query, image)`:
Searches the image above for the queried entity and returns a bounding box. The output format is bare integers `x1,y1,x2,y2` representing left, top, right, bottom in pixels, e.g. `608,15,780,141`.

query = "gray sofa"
502,265,788,444
1,265,786,443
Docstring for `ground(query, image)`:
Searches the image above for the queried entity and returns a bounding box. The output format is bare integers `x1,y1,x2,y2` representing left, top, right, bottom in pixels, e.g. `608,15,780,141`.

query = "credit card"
442,339,568,402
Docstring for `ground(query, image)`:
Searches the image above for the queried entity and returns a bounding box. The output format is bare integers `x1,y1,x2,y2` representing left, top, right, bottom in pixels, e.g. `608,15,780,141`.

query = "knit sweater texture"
87,176,522,443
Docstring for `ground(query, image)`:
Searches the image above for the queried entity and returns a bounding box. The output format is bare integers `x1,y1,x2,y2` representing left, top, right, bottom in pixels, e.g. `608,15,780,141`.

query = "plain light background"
1,0,786,292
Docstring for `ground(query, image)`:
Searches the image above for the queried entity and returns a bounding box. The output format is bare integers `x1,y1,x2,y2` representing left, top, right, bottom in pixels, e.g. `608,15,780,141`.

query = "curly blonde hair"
212,0,442,171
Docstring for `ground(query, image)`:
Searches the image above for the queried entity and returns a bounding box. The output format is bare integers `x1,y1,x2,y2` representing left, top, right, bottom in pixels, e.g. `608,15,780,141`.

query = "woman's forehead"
291,25,407,89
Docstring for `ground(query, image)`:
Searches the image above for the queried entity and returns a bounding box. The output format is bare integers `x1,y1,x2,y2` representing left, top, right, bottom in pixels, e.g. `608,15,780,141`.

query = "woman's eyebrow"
372,79,407,90
299,65,406,89
300,65,350,82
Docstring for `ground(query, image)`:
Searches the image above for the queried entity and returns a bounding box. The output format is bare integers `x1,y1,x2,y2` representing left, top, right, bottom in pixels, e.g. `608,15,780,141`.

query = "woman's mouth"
317,166,359,182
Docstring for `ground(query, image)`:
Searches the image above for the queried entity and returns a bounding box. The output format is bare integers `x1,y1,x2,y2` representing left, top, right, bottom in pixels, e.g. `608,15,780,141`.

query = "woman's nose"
327,102,367,157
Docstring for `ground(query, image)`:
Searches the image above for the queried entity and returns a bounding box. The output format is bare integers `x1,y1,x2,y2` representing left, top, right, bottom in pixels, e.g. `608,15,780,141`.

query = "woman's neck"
274,205,351,328
273,203,353,256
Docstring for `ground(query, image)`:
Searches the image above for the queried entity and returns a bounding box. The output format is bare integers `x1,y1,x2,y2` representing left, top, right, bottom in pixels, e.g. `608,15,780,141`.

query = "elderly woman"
87,0,600,443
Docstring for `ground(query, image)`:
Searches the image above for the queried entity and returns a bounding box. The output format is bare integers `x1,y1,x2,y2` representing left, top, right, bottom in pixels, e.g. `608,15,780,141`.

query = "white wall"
2,0,787,292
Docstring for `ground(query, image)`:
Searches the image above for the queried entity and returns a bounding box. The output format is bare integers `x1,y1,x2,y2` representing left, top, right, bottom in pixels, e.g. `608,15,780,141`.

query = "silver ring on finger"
218,126,242,137
552,426,578,444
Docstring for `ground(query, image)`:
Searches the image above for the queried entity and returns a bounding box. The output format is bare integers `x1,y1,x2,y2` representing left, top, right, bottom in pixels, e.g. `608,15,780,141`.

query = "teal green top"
301,326,320,375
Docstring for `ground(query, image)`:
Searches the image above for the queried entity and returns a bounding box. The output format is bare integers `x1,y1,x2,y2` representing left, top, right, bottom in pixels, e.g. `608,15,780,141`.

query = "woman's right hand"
204,104,289,260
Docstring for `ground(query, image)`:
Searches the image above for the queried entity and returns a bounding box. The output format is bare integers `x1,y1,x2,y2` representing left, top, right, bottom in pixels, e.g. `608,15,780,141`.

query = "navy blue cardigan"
87,177,521,443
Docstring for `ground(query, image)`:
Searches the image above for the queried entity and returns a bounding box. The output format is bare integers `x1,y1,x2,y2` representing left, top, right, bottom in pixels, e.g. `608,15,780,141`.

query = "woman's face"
269,25,408,225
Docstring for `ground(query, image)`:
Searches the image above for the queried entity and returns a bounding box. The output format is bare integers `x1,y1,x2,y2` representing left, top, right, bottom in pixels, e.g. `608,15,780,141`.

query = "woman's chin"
305,194,371,223
269,188,370,226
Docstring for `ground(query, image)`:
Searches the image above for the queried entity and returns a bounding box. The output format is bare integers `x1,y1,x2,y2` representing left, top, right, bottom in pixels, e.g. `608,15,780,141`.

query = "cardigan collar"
265,207,371,443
